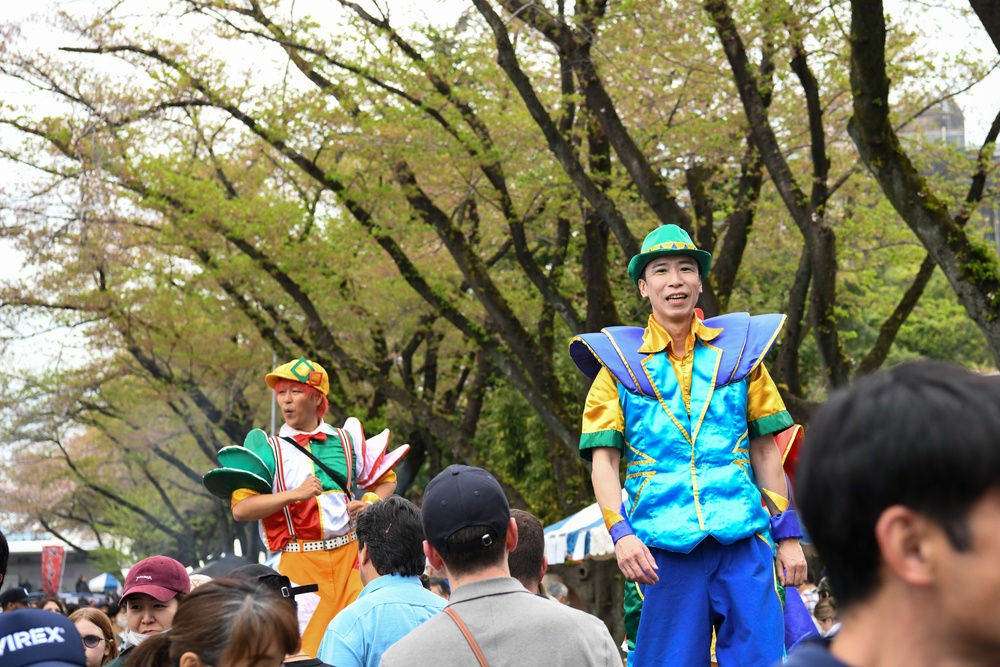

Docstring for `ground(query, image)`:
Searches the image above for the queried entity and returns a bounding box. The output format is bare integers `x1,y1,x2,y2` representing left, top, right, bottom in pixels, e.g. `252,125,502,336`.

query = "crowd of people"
0,466,617,667
4,225,1000,667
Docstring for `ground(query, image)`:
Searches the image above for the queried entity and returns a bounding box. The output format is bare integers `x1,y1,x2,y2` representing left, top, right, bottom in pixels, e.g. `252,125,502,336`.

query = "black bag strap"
279,436,353,501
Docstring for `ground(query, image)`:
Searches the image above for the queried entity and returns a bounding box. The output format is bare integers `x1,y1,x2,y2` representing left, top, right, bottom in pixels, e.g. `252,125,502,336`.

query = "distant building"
900,100,1000,257
5,538,104,598
899,99,966,149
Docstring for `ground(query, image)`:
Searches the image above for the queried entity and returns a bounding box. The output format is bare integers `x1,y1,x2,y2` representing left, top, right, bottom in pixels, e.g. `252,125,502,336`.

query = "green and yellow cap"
626,224,712,285
265,357,330,396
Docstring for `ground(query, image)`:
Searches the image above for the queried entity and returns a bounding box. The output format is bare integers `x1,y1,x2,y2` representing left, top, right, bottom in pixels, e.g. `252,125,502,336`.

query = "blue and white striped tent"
543,489,627,564
87,572,120,593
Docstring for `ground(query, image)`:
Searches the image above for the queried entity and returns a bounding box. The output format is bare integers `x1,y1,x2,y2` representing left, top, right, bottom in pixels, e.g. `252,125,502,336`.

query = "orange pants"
278,542,363,656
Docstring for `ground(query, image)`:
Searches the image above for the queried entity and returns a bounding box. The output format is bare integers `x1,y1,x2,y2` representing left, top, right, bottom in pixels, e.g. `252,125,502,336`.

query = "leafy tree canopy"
0,0,995,564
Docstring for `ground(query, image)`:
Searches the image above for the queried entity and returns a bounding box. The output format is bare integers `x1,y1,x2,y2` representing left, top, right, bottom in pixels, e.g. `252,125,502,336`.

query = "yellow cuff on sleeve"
762,488,790,513
603,506,625,531
230,487,261,510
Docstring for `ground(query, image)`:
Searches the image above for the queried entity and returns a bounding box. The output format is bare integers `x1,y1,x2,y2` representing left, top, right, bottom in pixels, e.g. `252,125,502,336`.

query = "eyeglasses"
82,635,107,649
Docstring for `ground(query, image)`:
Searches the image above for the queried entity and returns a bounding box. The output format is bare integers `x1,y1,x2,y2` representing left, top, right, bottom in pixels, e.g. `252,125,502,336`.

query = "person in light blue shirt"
317,496,444,667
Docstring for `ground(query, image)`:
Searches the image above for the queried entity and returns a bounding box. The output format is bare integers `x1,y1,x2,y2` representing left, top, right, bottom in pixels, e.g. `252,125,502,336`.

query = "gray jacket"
380,577,620,667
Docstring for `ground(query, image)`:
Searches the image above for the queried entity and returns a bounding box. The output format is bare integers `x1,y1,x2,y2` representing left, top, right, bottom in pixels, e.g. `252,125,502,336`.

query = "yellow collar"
638,314,723,355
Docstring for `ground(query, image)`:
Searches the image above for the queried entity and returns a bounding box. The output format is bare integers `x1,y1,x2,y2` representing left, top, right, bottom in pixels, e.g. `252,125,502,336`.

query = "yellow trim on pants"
279,542,362,656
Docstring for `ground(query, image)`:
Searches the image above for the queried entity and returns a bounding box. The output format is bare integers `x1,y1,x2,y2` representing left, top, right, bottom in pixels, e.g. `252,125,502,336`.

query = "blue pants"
632,535,783,667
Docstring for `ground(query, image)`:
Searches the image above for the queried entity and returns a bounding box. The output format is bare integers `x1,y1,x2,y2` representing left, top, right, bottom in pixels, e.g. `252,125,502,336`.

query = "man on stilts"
570,225,806,666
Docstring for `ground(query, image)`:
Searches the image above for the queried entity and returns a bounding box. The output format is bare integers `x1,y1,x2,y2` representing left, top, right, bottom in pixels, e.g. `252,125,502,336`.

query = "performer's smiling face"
638,255,702,327
278,383,323,431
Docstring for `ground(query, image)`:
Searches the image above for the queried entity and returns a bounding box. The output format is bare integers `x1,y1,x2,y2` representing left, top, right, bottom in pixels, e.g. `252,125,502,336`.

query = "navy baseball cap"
0,587,30,607
0,608,86,667
422,465,511,553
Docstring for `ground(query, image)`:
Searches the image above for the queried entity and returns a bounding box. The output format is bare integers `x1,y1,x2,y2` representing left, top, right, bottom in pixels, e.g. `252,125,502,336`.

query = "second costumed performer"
203,358,409,656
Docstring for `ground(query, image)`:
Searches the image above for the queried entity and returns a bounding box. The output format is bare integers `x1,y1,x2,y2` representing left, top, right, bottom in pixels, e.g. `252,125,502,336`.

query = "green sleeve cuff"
748,409,794,440
579,430,625,461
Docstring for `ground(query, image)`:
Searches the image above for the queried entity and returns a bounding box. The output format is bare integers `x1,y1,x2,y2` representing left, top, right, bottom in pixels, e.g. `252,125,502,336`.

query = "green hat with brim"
203,467,272,500
627,224,712,285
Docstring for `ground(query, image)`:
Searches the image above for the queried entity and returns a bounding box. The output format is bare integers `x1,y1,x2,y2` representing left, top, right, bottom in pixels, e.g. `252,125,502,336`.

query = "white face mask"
122,629,151,649
116,615,127,629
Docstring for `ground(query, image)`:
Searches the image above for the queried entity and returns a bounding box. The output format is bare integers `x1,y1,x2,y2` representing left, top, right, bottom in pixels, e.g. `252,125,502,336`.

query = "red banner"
41,545,65,597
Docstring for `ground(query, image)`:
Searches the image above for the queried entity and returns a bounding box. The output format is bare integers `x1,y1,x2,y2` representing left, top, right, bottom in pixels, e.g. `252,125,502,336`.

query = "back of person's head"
69,606,120,666
127,579,299,667
425,576,450,600
816,576,832,599
0,608,86,667
357,496,425,576
0,586,31,611
422,465,511,578
508,509,545,591
796,361,1000,609
546,580,569,603
227,563,318,612
813,596,840,637
0,528,8,586
813,597,839,623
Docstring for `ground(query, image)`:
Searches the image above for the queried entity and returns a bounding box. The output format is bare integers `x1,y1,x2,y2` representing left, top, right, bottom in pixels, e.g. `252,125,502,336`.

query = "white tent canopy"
88,572,120,593
543,489,627,564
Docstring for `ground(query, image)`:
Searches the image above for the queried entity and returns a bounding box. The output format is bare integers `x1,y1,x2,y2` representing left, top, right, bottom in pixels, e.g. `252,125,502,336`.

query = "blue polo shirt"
316,574,445,667
777,637,851,667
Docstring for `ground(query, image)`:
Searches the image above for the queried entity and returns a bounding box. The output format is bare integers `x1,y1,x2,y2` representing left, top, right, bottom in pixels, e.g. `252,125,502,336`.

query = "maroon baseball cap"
120,556,190,603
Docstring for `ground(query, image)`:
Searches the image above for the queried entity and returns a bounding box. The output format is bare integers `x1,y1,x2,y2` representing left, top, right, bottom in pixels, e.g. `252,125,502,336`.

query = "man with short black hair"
781,360,1000,667
319,496,444,667
381,465,620,667
507,509,546,595
0,586,30,612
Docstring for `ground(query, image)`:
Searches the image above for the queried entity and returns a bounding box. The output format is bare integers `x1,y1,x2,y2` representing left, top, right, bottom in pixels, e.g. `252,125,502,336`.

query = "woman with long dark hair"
128,578,299,667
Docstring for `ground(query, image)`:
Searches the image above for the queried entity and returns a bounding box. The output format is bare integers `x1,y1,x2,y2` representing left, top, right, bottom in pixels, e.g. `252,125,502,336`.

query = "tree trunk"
848,0,1000,365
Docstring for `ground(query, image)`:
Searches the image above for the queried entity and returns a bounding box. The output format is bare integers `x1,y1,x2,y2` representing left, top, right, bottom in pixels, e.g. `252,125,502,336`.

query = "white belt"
283,532,357,553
